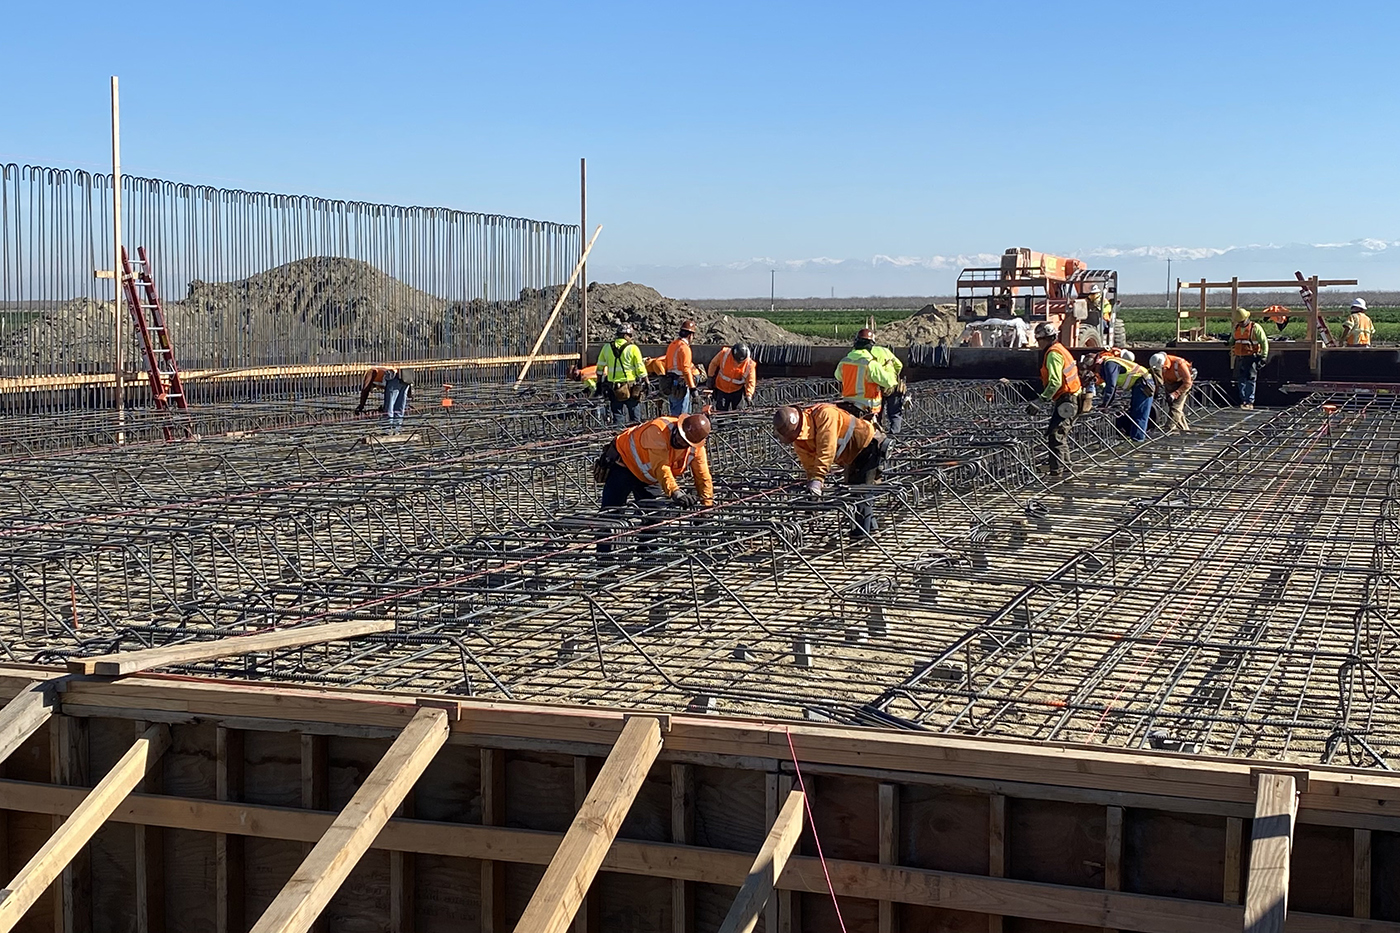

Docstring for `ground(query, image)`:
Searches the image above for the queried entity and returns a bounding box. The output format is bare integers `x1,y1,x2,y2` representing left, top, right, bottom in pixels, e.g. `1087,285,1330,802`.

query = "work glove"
742,395,754,409
671,490,699,509
354,406,364,414
1024,402,1041,416
805,479,824,499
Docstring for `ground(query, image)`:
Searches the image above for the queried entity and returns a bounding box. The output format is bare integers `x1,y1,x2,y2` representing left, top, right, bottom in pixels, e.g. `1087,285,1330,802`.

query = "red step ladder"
1295,271,1336,348
120,246,194,439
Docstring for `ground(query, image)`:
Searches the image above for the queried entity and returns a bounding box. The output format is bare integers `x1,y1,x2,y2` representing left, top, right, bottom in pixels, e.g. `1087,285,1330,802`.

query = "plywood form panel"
326,736,392,809
241,732,301,808
694,767,766,853
897,905,989,932
5,719,53,933
162,722,217,933
413,854,480,932
1122,808,1226,901
1004,919,1101,933
319,849,390,933
694,883,742,933
1006,799,1105,890
617,763,670,843
85,719,134,933
413,743,481,824
899,786,991,875
1373,830,1400,922
594,871,671,933
504,752,575,832
803,774,878,863
1288,822,1353,917
800,892,879,933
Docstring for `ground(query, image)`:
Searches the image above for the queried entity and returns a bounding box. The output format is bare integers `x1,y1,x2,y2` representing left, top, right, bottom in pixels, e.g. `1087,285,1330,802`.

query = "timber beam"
717,790,805,933
0,680,59,766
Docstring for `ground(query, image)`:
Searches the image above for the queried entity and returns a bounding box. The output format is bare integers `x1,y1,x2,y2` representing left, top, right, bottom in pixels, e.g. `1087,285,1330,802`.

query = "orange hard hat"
679,319,698,336
773,406,802,442
676,413,711,446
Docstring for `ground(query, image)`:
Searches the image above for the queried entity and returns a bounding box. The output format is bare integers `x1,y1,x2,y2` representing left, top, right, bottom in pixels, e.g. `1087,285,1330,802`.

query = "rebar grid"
6,379,1393,767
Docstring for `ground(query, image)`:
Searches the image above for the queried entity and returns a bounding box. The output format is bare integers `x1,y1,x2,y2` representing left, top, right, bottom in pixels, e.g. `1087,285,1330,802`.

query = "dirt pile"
565,282,811,346
869,303,961,346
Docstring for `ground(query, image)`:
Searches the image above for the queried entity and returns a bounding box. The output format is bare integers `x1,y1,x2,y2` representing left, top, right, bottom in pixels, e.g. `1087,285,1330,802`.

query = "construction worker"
566,364,598,395
835,328,898,421
596,323,649,426
1343,298,1375,347
707,343,757,411
773,404,888,536
1027,321,1082,477
1148,352,1195,432
1093,351,1155,441
1229,308,1269,410
663,320,700,417
355,366,412,432
871,340,908,434
595,413,713,552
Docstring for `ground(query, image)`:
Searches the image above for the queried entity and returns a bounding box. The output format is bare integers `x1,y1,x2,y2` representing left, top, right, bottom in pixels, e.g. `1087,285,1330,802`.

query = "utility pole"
111,76,125,443
579,157,587,365
770,269,775,315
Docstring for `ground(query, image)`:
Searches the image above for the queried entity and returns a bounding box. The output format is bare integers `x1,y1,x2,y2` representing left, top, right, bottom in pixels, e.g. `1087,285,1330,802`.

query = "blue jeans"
668,389,692,417
1234,357,1260,405
383,377,409,431
880,391,905,435
1114,382,1153,441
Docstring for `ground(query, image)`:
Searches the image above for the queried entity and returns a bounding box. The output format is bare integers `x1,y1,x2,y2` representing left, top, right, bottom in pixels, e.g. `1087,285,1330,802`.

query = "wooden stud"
0,681,57,767
1242,773,1297,933
300,733,328,933
716,790,805,933
771,774,801,933
1353,828,1371,919
51,715,91,933
246,707,449,933
389,791,415,933
1105,805,1123,891
215,727,245,933
1223,816,1243,905
67,619,395,677
988,794,1006,933
133,721,164,933
572,756,599,933
671,764,694,933
0,723,168,933
480,748,506,933
878,783,898,933
514,716,664,933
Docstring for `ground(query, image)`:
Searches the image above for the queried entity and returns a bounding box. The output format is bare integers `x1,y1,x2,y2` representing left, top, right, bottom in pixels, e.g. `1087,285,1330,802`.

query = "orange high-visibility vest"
836,351,885,411
1346,312,1374,346
1040,343,1082,399
1160,355,1193,388
613,416,714,503
1233,321,1262,356
664,338,695,387
710,347,756,394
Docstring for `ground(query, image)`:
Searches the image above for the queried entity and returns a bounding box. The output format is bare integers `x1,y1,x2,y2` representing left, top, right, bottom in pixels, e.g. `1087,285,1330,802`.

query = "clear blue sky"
3,0,1398,296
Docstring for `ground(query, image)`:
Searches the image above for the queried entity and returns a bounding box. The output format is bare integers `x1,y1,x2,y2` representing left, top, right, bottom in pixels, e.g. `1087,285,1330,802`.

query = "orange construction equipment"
956,247,1118,347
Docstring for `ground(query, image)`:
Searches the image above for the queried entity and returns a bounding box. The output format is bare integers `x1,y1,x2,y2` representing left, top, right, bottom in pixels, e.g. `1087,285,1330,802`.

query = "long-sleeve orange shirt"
791,404,875,480
614,416,714,505
664,338,696,388
707,347,757,397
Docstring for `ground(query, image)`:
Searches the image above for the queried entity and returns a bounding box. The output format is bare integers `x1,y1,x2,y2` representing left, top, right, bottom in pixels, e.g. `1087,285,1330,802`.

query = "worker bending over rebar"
594,413,712,554
355,366,412,432
1026,321,1084,477
1089,350,1155,441
772,403,889,538
1149,352,1195,432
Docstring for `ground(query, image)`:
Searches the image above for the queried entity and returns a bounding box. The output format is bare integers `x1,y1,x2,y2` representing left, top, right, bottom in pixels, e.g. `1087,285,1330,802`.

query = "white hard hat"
1033,321,1058,340
1089,285,1102,294
1148,352,1167,372
1119,350,1136,362
1352,298,1368,311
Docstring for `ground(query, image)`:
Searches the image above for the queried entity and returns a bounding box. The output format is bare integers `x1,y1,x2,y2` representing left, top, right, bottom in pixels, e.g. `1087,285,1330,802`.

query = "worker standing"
1343,298,1375,347
1148,352,1195,432
594,413,713,552
707,343,757,411
835,328,898,421
355,366,412,432
772,404,889,537
1094,351,1155,441
596,323,649,426
1229,308,1269,410
663,320,700,416
871,340,908,434
1027,321,1083,477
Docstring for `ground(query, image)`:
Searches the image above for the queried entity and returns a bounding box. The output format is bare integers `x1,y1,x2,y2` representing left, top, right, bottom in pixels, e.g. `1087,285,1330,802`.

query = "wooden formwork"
0,664,1398,933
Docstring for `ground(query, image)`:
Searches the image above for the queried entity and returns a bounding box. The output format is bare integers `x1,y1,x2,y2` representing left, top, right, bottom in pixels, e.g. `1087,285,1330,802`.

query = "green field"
727,306,1398,344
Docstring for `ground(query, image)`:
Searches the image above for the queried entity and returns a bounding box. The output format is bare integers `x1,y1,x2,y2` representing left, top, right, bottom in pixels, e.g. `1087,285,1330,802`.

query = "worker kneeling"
595,414,714,553
1148,352,1194,433
773,404,888,537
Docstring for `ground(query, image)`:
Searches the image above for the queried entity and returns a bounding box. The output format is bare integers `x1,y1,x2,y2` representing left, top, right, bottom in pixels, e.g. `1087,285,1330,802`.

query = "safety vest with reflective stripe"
597,339,647,384
665,338,695,387
792,403,874,479
1101,357,1151,390
835,349,891,411
1040,343,1082,399
709,347,756,394
613,416,714,503
1232,321,1264,356
1345,312,1375,346
1159,355,1194,388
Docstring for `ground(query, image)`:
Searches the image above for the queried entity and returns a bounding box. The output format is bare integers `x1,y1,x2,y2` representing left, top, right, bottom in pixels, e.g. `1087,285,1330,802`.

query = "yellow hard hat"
1231,307,1250,323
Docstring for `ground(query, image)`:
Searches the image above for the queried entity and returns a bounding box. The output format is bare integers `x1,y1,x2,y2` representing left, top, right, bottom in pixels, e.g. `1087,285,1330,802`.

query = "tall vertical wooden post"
1309,275,1322,380
579,158,588,366
110,76,125,443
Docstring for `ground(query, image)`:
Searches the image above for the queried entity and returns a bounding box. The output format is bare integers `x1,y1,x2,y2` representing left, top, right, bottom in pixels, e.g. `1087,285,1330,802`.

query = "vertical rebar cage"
0,164,582,407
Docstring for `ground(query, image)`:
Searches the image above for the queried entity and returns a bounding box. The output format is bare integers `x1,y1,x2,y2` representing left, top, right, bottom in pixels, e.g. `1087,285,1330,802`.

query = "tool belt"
592,443,623,485
660,373,690,398
608,380,635,402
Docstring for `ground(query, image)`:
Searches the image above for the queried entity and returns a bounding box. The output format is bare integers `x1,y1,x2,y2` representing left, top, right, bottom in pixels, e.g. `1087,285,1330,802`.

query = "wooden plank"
133,721,164,933
774,774,800,933
389,792,415,933
671,764,694,933
878,783,897,933
1105,805,1123,891
513,716,664,933
52,715,90,933
215,727,245,933
8,777,1400,933
1225,816,1243,905
1243,773,1298,933
0,724,168,933
572,756,598,933
1354,828,1371,919
0,682,57,767
246,707,448,933
716,790,805,933
988,793,1006,933
480,748,506,933
66,620,395,677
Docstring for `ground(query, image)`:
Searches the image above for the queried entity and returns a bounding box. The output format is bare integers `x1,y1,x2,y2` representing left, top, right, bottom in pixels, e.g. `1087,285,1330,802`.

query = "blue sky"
3,0,1398,296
